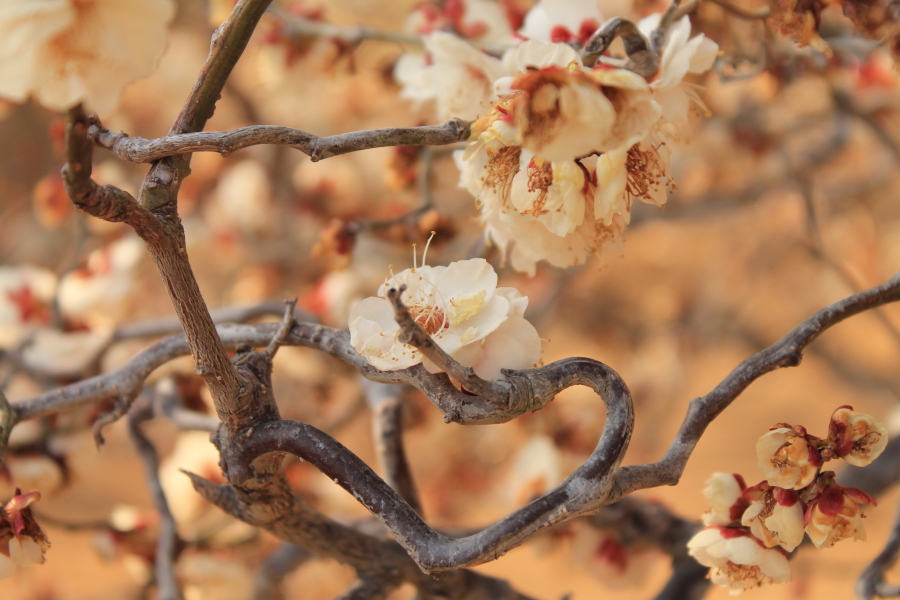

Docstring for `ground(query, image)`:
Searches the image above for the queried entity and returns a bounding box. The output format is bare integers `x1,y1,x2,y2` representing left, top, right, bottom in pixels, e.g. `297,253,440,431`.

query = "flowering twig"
612,269,900,498
582,18,658,76
88,119,471,164
365,381,423,515
128,395,184,600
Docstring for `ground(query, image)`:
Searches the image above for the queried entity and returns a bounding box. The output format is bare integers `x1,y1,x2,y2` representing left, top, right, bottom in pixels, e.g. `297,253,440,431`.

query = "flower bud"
827,406,888,467
804,482,876,549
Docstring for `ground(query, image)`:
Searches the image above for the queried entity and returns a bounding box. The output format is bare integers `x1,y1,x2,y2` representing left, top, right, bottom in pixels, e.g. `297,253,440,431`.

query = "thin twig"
129,395,184,600
252,543,313,600
857,498,900,599
89,119,471,164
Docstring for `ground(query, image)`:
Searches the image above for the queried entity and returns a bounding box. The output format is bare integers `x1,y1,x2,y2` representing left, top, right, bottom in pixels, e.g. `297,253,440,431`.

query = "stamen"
421,231,436,267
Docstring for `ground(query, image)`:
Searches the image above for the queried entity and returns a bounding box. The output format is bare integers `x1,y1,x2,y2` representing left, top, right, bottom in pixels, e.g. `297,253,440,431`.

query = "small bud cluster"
688,406,887,596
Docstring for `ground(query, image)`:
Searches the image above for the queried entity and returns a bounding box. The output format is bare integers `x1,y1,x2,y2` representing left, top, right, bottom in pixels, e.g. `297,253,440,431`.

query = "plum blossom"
827,406,888,467
0,490,51,580
741,483,805,552
348,257,541,379
497,40,661,163
701,472,748,527
687,527,791,596
0,0,175,114
805,481,876,549
637,14,719,125
518,0,603,45
0,266,57,348
756,426,822,489
397,31,514,121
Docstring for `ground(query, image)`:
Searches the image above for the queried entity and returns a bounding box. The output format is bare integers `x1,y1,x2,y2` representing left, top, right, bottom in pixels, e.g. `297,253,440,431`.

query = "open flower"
498,40,660,163
741,483,805,552
805,481,876,549
827,406,888,467
0,0,175,113
348,258,541,378
0,490,51,580
687,527,791,596
397,31,513,121
702,472,749,527
756,426,822,489
0,265,57,348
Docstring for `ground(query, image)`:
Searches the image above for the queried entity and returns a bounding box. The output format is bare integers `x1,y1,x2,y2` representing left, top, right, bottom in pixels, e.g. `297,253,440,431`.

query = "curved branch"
582,18,658,76
612,270,900,498
89,119,471,164
225,356,633,573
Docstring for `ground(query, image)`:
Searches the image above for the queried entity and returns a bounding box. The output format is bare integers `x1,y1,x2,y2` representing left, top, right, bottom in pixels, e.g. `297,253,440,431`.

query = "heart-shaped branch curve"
226,356,633,573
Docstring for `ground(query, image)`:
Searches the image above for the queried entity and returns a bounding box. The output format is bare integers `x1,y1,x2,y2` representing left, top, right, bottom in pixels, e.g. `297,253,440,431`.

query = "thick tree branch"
89,119,470,164
131,0,274,422
220,351,633,573
612,270,900,498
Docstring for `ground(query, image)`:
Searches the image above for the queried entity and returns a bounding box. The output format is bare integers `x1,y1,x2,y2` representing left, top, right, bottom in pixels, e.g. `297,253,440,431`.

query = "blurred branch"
252,543,313,600
129,395,184,600
0,389,12,464
152,378,220,433
89,119,470,164
272,6,421,47
365,381,423,515
112,300,311,342
857,498,900,599
613,270,900,497
707,0,771,19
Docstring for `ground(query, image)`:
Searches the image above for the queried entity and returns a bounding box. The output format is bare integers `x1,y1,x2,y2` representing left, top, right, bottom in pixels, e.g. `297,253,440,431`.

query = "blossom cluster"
688,406,887,595
348,256,541,380
397,0,718,274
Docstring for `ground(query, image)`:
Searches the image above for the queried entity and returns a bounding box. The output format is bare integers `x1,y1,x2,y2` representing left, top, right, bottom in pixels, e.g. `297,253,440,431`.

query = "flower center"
524,159,553,216
722,562,766,586
625,144,674,203
408,302,448,335
484,145,521,206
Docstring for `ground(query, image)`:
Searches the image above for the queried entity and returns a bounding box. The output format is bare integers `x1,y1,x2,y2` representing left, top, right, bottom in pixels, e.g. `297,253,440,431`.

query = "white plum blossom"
805,483,875,549
58,235,145,326
687,527,791,596
0,0,175,113
348,258,541,378
518,0,604,45
827,406,888,467
0,266,57,348
701,472,748,527
740,485,805,552
498,40,661,163
397,31,513,121
756,426,821,490
638,14,719,125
